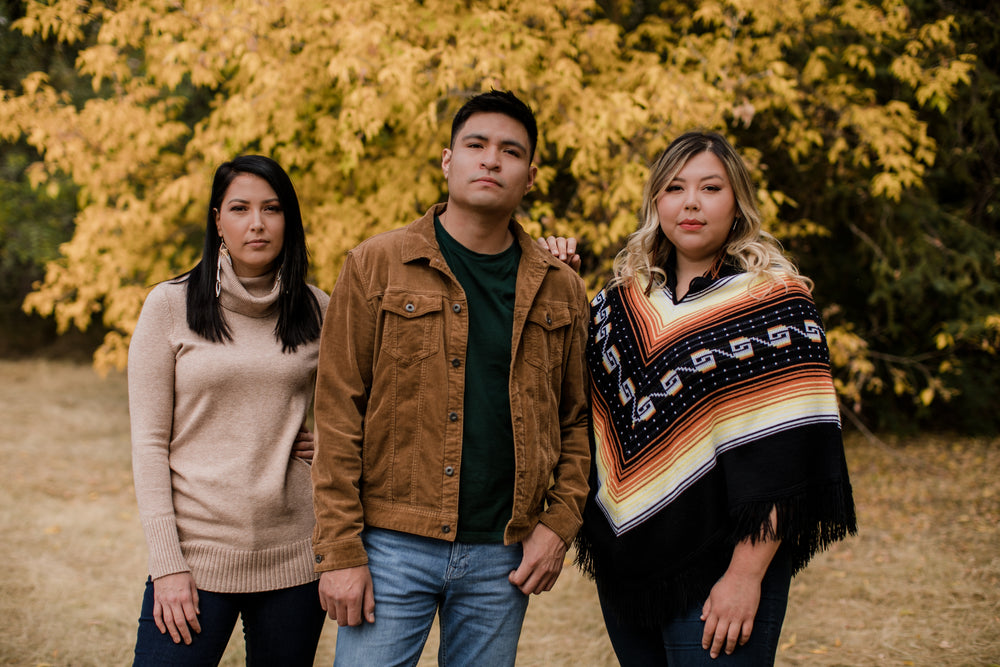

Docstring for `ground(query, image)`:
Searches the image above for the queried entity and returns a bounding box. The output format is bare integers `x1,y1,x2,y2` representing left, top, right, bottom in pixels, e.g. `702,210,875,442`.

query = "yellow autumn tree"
0,0,984,424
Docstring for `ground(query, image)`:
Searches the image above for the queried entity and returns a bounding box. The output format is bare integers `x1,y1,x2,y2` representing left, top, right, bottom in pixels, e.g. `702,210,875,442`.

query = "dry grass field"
0,358,997,666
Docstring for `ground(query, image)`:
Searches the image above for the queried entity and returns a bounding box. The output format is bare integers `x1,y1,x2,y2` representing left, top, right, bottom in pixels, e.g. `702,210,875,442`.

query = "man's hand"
318,566,376,626
291,426,315,461
152,572,201,644
537,236,581,272
508,522,567,595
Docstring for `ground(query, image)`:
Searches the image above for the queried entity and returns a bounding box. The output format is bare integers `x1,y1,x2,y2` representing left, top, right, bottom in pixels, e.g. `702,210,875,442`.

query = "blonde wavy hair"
611,131,811,293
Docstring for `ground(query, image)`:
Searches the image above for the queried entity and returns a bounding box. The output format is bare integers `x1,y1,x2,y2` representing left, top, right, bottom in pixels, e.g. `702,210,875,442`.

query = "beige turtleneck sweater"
128,258,329,593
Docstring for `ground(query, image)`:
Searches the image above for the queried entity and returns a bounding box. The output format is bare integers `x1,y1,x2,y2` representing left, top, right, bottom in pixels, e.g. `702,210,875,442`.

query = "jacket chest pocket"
522,302,572,370
382,293,443,365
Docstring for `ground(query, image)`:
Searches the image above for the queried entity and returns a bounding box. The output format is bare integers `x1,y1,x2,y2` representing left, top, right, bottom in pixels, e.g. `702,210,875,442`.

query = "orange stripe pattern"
588,274,840,536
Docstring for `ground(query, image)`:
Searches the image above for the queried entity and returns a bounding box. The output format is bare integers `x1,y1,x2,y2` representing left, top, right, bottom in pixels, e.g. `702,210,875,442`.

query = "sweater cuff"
142,516,190,579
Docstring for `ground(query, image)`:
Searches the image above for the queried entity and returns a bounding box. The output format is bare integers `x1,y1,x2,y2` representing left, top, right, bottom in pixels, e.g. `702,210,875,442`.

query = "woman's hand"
292,426,315,461
152,572,201,644
537,236,581,272
701,508,780,658
700,566,764,658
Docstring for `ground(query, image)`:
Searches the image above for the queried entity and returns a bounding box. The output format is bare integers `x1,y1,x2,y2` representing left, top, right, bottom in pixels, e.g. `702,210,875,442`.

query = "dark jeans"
600,550,792,666
132,577,325,666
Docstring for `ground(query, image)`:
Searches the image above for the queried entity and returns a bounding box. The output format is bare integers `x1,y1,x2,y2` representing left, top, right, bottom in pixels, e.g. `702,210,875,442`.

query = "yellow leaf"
919,387,935,406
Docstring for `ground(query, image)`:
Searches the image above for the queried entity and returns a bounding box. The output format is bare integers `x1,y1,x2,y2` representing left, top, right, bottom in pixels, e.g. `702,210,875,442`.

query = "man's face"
442,112,537,218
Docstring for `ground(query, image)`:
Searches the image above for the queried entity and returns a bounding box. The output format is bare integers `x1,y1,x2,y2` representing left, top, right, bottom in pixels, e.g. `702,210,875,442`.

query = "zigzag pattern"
587,273,841,535
594,285,824,426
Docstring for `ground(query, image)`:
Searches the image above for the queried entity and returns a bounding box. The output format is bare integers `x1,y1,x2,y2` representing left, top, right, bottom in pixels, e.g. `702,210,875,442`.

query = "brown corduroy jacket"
311,203,591,571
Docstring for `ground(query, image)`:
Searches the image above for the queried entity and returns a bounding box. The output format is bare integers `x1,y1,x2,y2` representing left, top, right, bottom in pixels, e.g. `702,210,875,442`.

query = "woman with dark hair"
128,155,328,665
543,131,856,665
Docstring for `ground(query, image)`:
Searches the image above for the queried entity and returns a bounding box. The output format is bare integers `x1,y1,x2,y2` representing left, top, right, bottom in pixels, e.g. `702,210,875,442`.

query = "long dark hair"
182,155,322,352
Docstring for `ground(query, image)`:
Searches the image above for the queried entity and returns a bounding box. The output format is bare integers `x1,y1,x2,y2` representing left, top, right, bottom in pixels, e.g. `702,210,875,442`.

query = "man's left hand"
508,522,567,595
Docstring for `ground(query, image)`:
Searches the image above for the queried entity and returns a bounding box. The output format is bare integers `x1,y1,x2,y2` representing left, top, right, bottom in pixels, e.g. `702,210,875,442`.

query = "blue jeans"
332,528,529,667
600,550,792,666
132,578,325,666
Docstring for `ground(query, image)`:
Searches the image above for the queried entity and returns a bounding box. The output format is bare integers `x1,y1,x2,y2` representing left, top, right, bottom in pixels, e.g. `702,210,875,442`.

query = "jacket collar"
401,202,565,274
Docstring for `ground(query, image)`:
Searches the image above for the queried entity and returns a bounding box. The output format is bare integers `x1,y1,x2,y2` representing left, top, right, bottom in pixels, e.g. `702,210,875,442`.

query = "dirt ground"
0,359,997,666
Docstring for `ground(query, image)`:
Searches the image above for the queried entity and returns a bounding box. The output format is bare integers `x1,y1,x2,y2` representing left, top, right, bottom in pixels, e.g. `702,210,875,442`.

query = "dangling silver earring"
216,241,228,298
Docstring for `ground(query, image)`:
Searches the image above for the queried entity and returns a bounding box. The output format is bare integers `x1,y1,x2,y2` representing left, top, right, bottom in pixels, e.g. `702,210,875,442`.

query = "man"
311,90,591,665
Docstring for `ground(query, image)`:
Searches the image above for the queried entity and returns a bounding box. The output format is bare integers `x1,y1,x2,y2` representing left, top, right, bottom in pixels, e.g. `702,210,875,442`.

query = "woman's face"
214,173,285,277
656,151,737,273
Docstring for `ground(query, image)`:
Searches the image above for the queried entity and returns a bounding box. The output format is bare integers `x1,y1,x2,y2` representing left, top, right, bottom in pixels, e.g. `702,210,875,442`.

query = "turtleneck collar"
217,255,280,318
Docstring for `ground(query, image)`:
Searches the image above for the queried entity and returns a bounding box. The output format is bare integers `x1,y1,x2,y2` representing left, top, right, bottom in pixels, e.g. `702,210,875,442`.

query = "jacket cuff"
312,536,369,573
538,505,583,547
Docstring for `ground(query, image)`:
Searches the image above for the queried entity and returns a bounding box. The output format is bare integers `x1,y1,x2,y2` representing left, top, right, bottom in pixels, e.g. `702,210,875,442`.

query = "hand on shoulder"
537,236,581,273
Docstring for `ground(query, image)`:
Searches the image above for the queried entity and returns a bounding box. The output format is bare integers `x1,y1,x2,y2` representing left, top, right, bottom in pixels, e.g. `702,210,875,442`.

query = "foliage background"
1,0,998,432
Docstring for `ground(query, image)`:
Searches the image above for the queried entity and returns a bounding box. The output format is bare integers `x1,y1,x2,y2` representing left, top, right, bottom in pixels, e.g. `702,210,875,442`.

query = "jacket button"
452,303,462,313
405,303,416,312
451,358,461,368
314,555,323,563
442,525,451,533
546,314,552,325
449,412,459,422
444,466,454,476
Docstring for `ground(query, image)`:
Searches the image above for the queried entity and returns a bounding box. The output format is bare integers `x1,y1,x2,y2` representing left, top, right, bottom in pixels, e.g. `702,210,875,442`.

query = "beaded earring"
216,241,229,298
272,267,283,294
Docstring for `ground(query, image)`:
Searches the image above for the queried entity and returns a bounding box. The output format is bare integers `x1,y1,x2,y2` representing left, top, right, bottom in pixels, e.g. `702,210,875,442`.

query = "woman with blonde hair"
548,131,856,665
612,131,810,295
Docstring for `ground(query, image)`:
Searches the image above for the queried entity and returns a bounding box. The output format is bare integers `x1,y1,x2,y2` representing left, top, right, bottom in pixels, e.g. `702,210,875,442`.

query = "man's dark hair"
450,89,538,162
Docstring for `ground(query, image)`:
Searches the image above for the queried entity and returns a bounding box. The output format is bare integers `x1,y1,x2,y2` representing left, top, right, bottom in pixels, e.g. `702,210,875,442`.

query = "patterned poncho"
575,270,857,626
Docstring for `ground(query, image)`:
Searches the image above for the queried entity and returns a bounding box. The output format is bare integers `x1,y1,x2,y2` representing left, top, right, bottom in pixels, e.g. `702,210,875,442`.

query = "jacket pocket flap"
527,303,572,330
383,293,443,319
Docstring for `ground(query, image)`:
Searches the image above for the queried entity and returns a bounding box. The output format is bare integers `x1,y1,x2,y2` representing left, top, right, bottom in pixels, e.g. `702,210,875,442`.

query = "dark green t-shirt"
435,216,520,543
